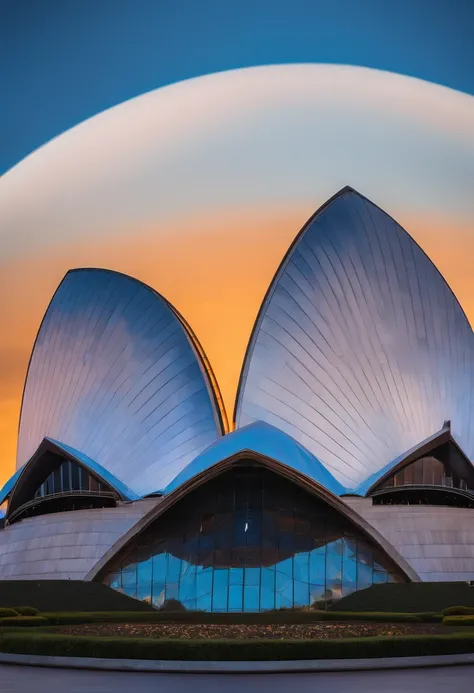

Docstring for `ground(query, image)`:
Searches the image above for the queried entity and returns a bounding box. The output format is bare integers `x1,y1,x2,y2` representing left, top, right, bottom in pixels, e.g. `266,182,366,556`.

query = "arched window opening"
8,451,118,525
370,440,474,508
102,464,405,612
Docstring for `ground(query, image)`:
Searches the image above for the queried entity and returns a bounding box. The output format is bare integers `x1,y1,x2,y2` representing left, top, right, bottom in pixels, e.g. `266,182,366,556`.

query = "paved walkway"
0,664,473,693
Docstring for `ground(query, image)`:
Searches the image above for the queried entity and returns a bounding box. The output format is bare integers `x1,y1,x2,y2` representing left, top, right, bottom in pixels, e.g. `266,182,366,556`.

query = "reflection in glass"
104,465,404,611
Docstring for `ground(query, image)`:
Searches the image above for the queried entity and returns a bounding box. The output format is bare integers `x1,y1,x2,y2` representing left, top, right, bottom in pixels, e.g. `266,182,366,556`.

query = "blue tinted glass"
228,584,243,611
244,586,260,611
212,570,228,611
105,467,405,611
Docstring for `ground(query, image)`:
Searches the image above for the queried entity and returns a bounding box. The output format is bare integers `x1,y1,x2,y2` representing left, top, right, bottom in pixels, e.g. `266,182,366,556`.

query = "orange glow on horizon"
0,205,472,486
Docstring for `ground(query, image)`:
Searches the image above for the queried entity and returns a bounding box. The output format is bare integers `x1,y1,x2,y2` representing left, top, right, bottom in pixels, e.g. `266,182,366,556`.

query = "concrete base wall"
0,499,158,580
343,498,474,582
2,497,474,584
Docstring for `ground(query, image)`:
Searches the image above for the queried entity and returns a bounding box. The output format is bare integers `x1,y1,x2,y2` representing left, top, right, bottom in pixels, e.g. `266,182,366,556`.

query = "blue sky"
1,0,473,174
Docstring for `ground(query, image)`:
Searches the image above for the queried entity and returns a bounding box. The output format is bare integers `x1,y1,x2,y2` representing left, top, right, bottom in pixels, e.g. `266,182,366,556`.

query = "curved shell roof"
17,268,224,495
235,188,474,489
163,420,345,496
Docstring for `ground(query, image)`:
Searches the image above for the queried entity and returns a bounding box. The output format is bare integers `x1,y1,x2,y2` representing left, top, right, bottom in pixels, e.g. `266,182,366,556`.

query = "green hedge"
12,607,39,617
0,616,49,627
331,583,474,613
315,611,423,623
0,631,474,661
443,606,474,617
415,612,443,623
443,615,474,626
0,609,19,618
0,581,153,612
41,611,169,625
38,609,433,625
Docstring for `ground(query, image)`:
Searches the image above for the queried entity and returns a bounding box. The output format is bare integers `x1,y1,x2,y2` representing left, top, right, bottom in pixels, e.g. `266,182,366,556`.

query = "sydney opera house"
1,187,473,611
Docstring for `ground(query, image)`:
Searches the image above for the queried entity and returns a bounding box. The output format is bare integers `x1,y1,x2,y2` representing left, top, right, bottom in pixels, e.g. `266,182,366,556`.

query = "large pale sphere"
0,64,473,483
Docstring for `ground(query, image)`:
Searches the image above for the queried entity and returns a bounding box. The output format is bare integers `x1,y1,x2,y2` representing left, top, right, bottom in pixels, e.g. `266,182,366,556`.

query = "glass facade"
380,455,469,492
34,458,111,498
8,454,118,524
104,465,404,611
373,453,474,507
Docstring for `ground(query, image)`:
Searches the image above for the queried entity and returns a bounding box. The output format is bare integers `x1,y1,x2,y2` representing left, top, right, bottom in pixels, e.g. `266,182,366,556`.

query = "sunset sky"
0,2,473,487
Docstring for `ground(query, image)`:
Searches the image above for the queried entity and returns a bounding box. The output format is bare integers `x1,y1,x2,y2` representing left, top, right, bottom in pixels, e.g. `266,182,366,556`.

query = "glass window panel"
228,584,243,611
432,458,444,486
90,475,100,492
178,562,196,606
260,567,275,611
152,552,167,581
404,464,413,485
80,466,90,491
45,474,53,496
309,547,326,584
53,467,62,494
212,570,228,611
70,462,80,490
294,579,310,607
61,462,71,491
342,538,358,597
275,592,292,610
275,557,293,604
164,554,181,600
326,579,342,604
294,552,309,583
166,553,181,583
197,592,212,611
244,586,260,611
196,566,212,595
412,459,423,485
421,458,430,485
244,567,260,586
137,559,153,602
246,514,261,548
108,576,121,590
229,568,244,586
326,540,343,579
121,564,137,598
373,570,388,584
310,583,325,608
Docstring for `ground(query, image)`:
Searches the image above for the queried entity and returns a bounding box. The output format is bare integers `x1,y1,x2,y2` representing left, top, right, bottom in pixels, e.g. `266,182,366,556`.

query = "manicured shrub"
12,607,39,616
316,611,421,623
40,611,166,625
443,615,474,626
331,583,474,613
0,616,49,627
0,609,19,618
1,631,474,661
0,581,153,612
442,606,474,617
